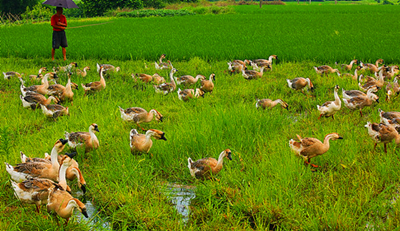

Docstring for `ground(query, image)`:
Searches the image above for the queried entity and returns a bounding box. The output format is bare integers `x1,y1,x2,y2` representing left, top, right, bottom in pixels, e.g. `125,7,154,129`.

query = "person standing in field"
51,7,68,61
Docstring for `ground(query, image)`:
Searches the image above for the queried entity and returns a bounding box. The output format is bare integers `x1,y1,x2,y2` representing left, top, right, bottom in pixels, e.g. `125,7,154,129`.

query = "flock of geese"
2,54,400,225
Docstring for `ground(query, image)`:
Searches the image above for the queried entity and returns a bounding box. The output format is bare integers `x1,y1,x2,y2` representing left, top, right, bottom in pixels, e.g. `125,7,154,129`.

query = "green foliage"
0,0,39,15
21,3,52,21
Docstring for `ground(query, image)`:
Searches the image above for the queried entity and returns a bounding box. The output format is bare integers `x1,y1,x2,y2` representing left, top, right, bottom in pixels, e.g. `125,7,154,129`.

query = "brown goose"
129,129,166,155
200,73,215,93
286,77,314,92
81,66,106,95
289,133,343,167
118,106,163,130
188,149,232,179
64,124,100,153
255,98,288,110
365,122,400,153
313,65,341,77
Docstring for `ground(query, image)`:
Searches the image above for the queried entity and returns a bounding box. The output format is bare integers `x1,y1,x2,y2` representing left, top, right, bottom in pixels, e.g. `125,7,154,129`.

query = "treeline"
0,0,199,17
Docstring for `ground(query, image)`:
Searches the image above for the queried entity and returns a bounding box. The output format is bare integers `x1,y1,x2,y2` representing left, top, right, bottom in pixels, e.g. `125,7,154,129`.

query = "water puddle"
161,183,196,223
72,191,111,229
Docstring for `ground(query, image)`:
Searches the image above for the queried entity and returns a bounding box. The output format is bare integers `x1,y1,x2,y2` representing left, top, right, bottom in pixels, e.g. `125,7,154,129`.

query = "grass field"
1,5,400,63
1,4,400,230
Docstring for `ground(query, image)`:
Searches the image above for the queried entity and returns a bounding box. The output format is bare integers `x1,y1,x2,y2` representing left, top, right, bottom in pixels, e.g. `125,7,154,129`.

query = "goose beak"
376,99,380,103
227,152,232,160
159,117,163,122
60,139,68,145
338,136,343,139
65,152,77,159
160,133,167,141
95,127,100,132
82,209,89,218
81,184,87,194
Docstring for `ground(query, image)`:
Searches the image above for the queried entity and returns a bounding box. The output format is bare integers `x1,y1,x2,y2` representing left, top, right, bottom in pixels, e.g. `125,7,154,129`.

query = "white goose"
317,85,341,119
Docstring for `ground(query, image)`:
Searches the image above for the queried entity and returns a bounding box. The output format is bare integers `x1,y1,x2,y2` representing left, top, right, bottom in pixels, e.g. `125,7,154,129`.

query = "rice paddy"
1,4,400,230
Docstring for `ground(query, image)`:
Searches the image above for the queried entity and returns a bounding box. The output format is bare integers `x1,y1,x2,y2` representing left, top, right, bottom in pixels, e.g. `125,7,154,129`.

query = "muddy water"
162,183,196,223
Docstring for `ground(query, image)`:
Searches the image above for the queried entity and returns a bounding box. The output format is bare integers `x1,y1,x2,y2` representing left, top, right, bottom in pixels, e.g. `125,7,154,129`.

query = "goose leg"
384,143,387,153
35,204,41,213
359,109,363,117
304,159,319,168
318,114,322,120
136,123,147,131
374,143,377,151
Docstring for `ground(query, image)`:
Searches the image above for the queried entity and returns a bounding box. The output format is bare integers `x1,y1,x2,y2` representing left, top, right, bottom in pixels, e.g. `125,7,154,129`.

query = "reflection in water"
72,190,111,230
163,183,196,223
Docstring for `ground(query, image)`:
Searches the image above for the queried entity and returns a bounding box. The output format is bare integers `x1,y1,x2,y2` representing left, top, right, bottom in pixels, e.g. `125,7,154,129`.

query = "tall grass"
1,54,400,229
1,5,400,62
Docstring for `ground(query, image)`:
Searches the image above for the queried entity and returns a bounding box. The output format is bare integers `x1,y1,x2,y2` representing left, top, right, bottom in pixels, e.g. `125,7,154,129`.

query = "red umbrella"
42,0,79,9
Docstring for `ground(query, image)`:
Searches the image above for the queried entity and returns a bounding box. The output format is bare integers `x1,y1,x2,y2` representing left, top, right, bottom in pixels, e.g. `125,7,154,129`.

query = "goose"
47,184,88,226
36,72,58,85
365,122,400,153
289,133,343,168
187,149,232,179
46,72,72,97
200,73,215,93
251,55,278,70
232,59,250,67
40,104,69,119
342,91,379,117
227,62,246,74
9,152,76,213
154,54,173,70
130,129,166,155
341,59,358,71
317,85,341,119
64,123,100,153
3,71,22,80
343,66,361,80
175,74,205,85
362,59,384,73
358,68,386,91
255,98,288,110
20,92,59,110
76,66,90,77
132,73,153,83
154,68,178,95
58,62,78,72
242,66,266,80
313,65,341,77
96,63,120,74
286,77,314,92
118,106,163,130
152,73,165,84
386,77,400,101
5,139,68,182
81,66,106,95
378,109,400,128
342,85,379,100
177,88,205,102
20,74,49,95
383,65,399,80
20,152,87,194
29,67,48,80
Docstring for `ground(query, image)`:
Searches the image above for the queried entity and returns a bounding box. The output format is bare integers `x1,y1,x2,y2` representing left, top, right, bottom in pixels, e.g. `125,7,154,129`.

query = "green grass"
1,4,400,230
1,5,400,63
1,56,400,229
